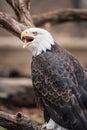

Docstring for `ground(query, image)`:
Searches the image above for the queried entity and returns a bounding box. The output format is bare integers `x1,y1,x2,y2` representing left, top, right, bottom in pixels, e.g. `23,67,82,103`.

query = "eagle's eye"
33,31,38,35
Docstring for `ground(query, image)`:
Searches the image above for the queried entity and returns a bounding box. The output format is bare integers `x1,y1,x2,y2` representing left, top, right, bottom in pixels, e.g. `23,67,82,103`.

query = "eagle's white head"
21,28,55,56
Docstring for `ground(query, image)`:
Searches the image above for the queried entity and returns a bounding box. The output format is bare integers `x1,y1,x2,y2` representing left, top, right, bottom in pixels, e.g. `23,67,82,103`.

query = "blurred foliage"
0,127,7,130
33,114,44,124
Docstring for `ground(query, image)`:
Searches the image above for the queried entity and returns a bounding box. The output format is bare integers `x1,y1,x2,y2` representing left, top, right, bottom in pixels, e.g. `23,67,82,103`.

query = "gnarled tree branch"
33,9,87,26
0,111,42,130
0,8,87,37
0,12,27,37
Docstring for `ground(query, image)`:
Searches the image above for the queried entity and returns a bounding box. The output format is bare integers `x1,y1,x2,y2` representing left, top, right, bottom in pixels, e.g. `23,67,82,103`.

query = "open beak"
21,31,34,48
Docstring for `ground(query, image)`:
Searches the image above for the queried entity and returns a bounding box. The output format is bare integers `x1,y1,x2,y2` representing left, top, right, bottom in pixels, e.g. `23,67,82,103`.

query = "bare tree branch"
33,9,87,26
0,8,87,37
0,111,42,130
0,12,27,37
0,0,34,37
6,0,34,26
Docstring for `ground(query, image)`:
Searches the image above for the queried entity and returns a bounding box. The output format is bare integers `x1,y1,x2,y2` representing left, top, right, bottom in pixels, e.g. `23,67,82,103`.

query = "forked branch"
0,5,87,37
6,0,34,26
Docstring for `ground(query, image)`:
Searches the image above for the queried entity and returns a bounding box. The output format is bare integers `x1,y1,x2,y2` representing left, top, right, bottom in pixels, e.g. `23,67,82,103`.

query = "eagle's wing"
32,52,87,130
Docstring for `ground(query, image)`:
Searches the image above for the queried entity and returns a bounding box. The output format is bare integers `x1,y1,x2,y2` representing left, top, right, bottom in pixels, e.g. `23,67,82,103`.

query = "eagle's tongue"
22,36,34,48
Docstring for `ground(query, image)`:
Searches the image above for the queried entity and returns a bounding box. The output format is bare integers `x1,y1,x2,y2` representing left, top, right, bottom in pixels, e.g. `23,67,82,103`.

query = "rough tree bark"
0,12,27,37
0,0,87,130
0,111,41,130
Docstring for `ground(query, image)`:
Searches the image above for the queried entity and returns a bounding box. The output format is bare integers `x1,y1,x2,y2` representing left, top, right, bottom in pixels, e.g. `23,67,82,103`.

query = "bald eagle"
21,28,87,130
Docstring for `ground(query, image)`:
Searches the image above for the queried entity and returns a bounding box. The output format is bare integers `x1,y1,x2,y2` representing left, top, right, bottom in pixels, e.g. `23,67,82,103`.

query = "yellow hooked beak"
21,30,34,48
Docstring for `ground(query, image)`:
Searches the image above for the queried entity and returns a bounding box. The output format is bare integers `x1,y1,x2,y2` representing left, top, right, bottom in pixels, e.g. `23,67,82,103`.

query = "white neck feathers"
28,32,55,56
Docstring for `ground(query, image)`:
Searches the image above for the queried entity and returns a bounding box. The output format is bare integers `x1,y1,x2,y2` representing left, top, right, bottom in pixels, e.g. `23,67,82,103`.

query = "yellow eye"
33,31,38,35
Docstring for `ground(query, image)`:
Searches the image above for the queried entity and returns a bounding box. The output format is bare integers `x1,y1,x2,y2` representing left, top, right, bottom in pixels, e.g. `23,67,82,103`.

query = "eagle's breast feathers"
32,43,87,130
